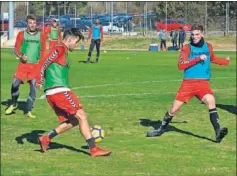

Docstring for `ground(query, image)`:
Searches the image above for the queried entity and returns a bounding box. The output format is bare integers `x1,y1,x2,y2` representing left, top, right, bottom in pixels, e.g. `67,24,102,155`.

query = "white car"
102,22,124,33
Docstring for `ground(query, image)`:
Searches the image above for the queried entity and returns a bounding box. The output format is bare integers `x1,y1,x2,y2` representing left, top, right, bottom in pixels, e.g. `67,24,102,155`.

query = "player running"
5,15,46,118
36,28,112,157
147,24,230,143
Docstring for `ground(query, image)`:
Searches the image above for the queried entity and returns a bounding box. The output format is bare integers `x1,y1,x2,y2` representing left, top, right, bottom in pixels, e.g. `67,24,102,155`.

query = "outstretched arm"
207,43,230,65
178,45,202,70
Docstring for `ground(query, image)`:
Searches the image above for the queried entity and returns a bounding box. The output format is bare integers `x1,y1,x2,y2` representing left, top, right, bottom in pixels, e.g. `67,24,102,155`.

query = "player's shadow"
216,104,237,116
15,130,90,155
78,60,96,64
140,118,217,143
1,99,27,114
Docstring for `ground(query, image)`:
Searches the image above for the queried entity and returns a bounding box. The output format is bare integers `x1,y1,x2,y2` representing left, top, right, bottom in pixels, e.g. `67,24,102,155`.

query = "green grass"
1,48,236,176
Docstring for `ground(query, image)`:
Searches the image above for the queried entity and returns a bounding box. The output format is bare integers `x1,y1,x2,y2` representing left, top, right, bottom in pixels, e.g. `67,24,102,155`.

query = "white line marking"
3,77,236,101
78,88,236,98
71,76,235,90
2,88,235,102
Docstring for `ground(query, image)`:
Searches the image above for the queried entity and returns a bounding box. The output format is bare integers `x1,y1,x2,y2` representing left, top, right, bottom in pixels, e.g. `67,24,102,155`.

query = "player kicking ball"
147,24,230,143
36,28,112,157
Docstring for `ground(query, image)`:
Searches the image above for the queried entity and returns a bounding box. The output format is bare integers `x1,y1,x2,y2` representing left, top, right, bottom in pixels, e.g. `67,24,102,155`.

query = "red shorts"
46,91,83,123
175,79,213,103
14,62,38,82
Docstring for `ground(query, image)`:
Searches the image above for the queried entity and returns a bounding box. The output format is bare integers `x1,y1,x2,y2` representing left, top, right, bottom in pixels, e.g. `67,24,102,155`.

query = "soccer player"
147,25,230,143
36,28,112,157
178,27,186,50
40,19,61,59
158,28,166,51
170,28,178,48
5,15,46,118
47,19,61,50
86,18,104,63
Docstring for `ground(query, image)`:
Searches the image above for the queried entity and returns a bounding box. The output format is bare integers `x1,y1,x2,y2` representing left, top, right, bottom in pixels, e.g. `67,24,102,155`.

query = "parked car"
14,21,27,28
156,19,192,31
102,22,123,33
60,19,89,32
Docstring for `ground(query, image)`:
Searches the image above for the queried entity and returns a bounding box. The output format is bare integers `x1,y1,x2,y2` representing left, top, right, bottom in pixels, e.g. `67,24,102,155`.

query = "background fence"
1,1,236,36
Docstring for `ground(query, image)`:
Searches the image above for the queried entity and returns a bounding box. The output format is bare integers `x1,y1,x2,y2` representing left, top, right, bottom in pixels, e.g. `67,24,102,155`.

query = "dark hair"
26,15,36,22
191,24,204,32
63,28,84,41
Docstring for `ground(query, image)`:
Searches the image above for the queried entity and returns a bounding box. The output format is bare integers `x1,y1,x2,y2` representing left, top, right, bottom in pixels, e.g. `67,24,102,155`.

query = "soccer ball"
91,125,105,143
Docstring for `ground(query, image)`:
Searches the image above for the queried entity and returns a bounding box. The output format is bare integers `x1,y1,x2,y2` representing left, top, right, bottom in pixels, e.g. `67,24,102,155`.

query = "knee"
75,109,87,121
203,94,216,108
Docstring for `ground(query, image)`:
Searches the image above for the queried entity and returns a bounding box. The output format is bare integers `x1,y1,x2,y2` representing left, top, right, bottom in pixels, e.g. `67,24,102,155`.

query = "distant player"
36,28,112,157
178,27,186,50
147,24,230,143
41,19,61,58
47,19,61,50
5,15,46,118
86,18,104,63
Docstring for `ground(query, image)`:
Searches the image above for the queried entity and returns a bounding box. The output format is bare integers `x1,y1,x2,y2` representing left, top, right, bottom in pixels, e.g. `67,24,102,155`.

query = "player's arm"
36,48,62,86
100,26,104,41
40,30,48,55
88,25,92,40
178,45,202,70
14,31,24,58
207,43,230,65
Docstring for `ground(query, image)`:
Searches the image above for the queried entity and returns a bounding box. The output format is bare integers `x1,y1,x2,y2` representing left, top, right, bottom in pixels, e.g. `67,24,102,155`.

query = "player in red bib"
5,15,46,118
36,28,112,157
147,25,230,143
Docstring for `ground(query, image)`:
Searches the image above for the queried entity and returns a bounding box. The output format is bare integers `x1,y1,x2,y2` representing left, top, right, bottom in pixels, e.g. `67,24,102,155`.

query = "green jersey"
21,30,42,63
49,26,59,40
44,50,70,90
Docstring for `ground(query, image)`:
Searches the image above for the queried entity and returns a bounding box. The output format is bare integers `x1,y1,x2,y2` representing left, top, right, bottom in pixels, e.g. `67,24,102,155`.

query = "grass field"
1,48,236,176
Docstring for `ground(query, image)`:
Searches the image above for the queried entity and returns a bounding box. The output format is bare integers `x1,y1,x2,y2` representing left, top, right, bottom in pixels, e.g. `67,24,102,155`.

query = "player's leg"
74,109,112,157
147,80,194,137
202,94,228,142
95,39,101,63
87,39,96,62
160,40,163,50
181,42,184,49
39,116,78,152
147,100,184,137
25,79,37,118
5,77,22,115
164,40,167,49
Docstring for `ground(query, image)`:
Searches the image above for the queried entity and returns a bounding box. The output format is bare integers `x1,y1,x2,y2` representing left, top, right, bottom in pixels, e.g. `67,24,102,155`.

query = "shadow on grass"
15,130,90,155
78,60,97,64
140,118,217,143
1,99,27,114
216,104,237,116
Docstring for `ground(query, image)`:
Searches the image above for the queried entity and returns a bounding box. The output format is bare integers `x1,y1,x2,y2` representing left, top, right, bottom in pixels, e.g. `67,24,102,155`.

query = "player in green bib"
5,15,46,118
36,28,112,157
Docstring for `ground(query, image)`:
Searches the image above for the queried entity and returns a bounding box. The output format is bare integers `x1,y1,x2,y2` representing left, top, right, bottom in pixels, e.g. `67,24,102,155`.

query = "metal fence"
1,1,236,36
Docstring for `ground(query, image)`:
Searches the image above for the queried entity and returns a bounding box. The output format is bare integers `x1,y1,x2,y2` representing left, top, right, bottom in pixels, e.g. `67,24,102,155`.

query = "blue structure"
149,44,159,51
